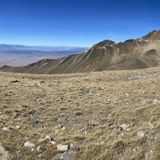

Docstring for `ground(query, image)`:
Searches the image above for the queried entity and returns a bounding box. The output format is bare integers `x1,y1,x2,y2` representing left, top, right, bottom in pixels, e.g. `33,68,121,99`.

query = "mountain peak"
142,30,160,40
94,40,115,47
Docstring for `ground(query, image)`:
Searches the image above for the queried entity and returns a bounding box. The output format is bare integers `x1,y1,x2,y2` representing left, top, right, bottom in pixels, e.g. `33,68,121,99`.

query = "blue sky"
0,0,160,47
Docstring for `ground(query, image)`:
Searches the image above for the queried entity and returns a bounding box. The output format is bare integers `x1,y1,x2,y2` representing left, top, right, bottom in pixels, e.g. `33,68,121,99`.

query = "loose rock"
36,146,46,153
57,144,69,152
2,127,10,132
0,143,10,160
24,142,35,148
120,124,127,130
137,131,145,138
60,151,72,160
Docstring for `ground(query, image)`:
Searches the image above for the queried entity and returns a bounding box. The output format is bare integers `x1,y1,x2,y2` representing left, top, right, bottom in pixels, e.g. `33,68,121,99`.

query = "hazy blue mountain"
0,44,87,52
0,44,87,66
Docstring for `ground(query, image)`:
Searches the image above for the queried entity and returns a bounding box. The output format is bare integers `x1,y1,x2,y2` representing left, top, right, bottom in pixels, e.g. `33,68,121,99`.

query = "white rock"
99,141,105,145
16,125,21,129
0,143,10,160
2,127,10,132
120,124,127,130
38,135,54,144
36,146,46,153
137,131,145,138
125,93,129,97
50,141,57,145
152,98,160,105
24,142,35,148
145,150,153,160
126,128,131,131
114,101,117,104
108,113,112,117
45,135,52,141
57,144,69,152
60,151,72,160
133,148,136,152
16,150,22,159
61,126,66,130
70,143,74,149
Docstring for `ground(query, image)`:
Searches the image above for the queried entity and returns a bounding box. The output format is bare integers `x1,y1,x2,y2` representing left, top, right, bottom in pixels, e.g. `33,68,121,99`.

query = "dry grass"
0,67,160,159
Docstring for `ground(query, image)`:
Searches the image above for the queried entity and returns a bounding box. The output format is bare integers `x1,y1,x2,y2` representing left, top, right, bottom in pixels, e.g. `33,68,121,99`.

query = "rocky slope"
0,67,160,159
1,30,160,74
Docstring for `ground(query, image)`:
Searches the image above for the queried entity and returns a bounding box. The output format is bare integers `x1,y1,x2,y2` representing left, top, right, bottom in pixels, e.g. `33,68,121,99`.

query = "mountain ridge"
1,30,160,74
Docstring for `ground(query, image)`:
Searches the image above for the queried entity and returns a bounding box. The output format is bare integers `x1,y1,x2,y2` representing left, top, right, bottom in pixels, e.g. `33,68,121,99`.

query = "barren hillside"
0,67,160,159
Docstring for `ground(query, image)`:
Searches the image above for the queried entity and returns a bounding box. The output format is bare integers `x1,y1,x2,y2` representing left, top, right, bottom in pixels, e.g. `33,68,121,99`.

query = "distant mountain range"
1,30,160,74
0,44,87,52
0,45,87,66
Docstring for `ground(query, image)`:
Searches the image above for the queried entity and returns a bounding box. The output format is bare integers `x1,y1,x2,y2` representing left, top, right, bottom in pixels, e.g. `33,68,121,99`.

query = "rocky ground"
0,67,160,160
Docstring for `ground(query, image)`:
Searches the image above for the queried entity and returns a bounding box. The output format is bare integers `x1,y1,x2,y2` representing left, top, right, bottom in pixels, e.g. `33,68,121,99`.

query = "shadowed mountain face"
1,30,160,74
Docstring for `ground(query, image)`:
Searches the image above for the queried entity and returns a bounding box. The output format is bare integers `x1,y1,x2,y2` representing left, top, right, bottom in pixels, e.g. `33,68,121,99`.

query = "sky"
0,0,160,47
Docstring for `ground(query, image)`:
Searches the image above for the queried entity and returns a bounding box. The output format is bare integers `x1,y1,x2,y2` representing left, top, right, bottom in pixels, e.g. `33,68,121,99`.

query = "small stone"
120,124,127,130
99,141,105,145
16,125,21,129
2,127,10,132
70,143,74,149
24,142,35,148
36,146,46,153
60,151,72,160
152,98,160,105
137,131,145,138
125,93,129,97
61,126,66,130
45,135,52,141
108,113,112,117
98,87,104,90
16,150,22,159
50,141,57,145
145,150,153,160
114,101,117,104
57,144,69,152
0,143,10,160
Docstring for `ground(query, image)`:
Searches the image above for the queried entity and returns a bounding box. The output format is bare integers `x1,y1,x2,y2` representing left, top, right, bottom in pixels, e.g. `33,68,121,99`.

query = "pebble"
0,143,10,160
2,127,10,132
16,125,21,129
24,142,35,148
120,124,127,130
45,135,52,141
125,93,129,97
108,113,112,117
36,146,46,153
57,144,69,152
137,131,145,138
50,141,57,145
60,151,72,160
